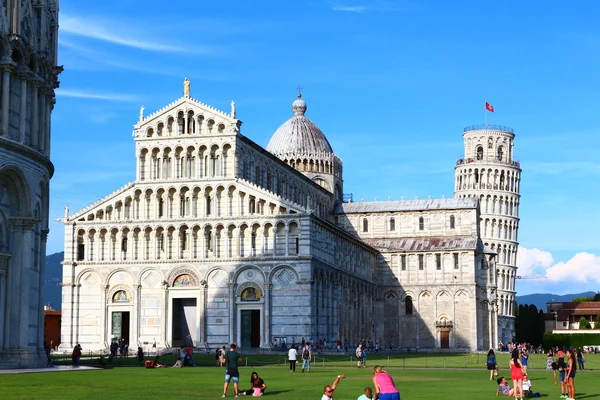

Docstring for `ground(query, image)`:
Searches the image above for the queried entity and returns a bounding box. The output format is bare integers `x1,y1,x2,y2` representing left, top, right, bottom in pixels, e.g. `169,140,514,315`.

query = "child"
358,387,373,400
522,374,532,397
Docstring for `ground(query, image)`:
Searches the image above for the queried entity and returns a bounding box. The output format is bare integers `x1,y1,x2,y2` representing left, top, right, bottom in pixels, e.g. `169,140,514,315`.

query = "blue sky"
50,0,600,296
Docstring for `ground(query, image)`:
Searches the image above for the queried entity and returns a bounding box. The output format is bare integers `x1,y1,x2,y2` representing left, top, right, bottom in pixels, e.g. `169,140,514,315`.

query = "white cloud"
516,247,554,276
332,5,368,13
60,14,212,54
517,247,600,284
56,89,142,102
546,253,600,283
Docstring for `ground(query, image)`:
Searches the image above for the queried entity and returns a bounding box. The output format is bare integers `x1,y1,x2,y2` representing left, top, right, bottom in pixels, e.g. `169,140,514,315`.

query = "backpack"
302,348,310,359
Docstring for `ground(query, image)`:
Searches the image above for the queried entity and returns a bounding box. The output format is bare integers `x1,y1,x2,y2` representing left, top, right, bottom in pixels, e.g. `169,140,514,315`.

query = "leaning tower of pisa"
454,124,521,345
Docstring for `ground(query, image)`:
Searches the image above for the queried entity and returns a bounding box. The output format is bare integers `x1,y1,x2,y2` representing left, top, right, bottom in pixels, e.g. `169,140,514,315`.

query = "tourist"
372,365,400,400
242,371,267,396
551,360,559,386
216,347,222,367
322,374,346,400
487,349,498,380
184,344,195,366
152,338,157,354
522,373,532,397
547,349,554,371
496,377,515,397
288,344,298,373
220,346,227,367
223,343,243,398
301,343,312,373
358,387,373,400
362,346,368,367
172,356,183,368
520,349,529,374
356,344,364,368
137,346,144,366
509,349,524,400
564,349,577,400
72,343,82,366
576,349,585,370
558,349,567,397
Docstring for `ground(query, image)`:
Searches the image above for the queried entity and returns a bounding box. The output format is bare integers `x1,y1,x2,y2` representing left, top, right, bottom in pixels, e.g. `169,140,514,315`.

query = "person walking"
356,344,364,368
486,349,498,380
565,349,577,400
576,349,585,370
372,365,400,400
223,343,243,398
322,374,346,400
301,343,312,373
288,344,298,373
72,344,82,366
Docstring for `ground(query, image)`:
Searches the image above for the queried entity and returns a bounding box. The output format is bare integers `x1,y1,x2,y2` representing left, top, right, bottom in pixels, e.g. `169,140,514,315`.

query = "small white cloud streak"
56,89,141,102
332,5,367,12
61,14,209,54
517,247,600,284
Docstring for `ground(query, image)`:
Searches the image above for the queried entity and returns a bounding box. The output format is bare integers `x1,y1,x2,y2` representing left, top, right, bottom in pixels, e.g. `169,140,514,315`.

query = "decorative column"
38,89,47,155
18,71,28,144
30,79,39,149
493,303,499,349
45,98,54,156
284,227,290,256
263,283,271,347
0,62,15,137
228,283,236,344
37,229,49,347
162,282,169,345
0,255,8,350
488,303,493,350
100,285,109,347
199,280,208,347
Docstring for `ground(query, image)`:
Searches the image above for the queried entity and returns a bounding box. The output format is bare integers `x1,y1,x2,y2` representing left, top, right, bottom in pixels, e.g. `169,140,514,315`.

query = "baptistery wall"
0,0,61,368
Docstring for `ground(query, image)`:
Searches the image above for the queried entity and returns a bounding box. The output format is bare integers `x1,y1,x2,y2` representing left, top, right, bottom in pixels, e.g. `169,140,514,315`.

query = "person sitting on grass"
497,377,515,397
357,387,373,400
241,371,266,396
172,356,183,368
522,374,532,397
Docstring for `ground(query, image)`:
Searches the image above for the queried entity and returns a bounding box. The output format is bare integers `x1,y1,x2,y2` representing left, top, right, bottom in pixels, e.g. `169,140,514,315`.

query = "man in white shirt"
288,345,297,373
356,344,364,368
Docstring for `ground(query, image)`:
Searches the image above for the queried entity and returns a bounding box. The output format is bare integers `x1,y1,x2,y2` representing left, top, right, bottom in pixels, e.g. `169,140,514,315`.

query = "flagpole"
485,98,488,126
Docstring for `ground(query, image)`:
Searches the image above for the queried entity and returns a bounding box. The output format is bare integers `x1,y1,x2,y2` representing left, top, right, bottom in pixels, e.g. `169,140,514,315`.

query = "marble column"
100,285,109,347
1,64,13,136
0,255,8,350
200,281,208,346
30,80,39,150
132,285,141,346
18,73,28,144
263,283,271,347
493,303,499,349
37,229,49,347
38,91,46,155
228,283,236,344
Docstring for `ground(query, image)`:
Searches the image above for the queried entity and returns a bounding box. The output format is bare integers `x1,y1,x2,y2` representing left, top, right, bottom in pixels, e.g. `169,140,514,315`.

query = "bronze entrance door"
241,310,261,348
440,330,450,349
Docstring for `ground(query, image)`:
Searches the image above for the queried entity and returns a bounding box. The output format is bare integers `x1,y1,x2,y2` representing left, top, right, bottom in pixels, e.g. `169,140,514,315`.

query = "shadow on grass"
263,390,291,396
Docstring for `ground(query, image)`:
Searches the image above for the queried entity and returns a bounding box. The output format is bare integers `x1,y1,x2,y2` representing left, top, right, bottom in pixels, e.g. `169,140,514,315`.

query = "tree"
579,317,592,329
594,292,600,301
572,296,593,302
595,314,600,329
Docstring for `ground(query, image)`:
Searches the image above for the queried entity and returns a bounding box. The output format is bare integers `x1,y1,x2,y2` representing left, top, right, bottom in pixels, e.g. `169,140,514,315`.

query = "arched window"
112,290,129,303
418,216,424,231
389,218,395,231
476,146,484,160
405,296,413,315
497,146,504,161
363,218,368,232
449,215,455,229
488,138,493,149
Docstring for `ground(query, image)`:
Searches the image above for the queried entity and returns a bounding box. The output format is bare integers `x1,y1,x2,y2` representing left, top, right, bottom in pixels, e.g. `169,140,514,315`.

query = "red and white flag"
485,102,494,112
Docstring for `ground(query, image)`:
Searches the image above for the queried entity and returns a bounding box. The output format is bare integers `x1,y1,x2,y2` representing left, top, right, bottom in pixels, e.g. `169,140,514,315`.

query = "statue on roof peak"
184,78,190,97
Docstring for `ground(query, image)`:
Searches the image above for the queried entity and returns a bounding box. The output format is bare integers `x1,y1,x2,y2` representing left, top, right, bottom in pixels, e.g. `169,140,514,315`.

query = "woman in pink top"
372,365,400,400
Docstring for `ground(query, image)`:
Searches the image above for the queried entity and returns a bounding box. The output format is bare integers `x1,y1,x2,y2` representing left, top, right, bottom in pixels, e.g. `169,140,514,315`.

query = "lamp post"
554,312,558,331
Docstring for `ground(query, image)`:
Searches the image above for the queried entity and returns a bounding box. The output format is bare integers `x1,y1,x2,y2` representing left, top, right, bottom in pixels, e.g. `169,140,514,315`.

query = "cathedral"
59,81,521,352
0,1,61,368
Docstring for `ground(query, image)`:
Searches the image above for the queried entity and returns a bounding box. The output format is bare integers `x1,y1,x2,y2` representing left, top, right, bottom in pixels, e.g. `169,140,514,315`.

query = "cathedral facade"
60,84,517,352
0,1,61,368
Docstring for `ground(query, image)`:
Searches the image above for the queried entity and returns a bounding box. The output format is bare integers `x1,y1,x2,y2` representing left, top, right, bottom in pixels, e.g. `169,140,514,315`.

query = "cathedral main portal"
172,298,197,347
240,310,261,348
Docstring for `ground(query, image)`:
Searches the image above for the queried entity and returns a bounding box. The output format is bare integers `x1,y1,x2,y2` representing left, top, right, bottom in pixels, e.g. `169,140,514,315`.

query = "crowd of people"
494,346,580,400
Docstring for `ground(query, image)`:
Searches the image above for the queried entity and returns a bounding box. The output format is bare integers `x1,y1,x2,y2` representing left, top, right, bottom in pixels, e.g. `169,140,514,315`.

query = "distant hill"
44,251,63,310
516,291,596,311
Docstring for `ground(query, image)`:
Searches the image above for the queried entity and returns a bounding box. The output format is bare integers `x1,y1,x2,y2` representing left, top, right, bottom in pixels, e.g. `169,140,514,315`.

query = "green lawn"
1,354,599,400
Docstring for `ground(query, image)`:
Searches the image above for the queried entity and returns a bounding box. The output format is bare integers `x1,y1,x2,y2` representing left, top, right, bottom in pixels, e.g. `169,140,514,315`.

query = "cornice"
0,136,54,176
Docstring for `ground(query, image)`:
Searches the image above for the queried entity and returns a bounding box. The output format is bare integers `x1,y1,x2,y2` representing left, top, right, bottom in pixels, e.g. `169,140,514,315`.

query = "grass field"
1,353,598,400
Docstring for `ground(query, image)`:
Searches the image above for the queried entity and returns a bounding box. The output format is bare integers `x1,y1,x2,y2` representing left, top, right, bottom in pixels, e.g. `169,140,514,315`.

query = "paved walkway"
0,365,100,374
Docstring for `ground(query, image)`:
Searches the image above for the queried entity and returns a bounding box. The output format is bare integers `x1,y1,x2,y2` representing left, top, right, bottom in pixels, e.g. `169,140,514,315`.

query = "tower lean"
454,124,521,345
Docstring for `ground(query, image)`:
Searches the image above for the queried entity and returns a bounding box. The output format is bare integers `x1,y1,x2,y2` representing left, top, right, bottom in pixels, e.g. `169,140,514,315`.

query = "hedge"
543,333,600,348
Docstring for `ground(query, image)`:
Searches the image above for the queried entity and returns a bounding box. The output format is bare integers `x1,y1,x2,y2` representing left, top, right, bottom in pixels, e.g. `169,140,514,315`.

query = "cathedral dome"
266,95,334,157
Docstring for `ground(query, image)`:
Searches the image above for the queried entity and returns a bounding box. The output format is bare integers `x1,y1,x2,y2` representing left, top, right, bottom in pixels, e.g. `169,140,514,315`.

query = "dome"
266,95,334,157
